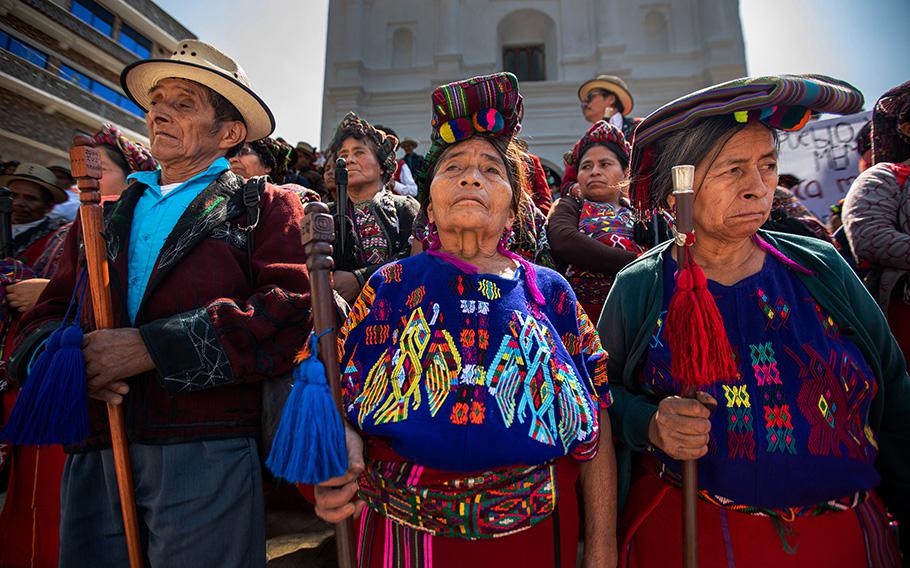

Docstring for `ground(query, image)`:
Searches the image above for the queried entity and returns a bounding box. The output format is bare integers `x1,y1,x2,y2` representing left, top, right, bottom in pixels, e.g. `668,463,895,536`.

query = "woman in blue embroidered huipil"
314,73,617,568
600,75,908,567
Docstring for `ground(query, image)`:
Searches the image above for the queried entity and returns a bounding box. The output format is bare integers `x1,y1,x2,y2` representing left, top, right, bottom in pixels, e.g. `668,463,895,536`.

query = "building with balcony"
0,0,194,166
322,0,746,183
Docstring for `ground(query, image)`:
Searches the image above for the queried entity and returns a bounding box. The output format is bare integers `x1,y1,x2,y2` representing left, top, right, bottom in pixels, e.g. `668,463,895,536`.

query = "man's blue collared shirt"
125,157,229,323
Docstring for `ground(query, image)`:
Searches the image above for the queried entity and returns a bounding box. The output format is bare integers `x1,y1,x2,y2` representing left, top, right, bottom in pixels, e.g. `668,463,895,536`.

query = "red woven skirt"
0,388,66,568
619,464,900,568
354,451,581,568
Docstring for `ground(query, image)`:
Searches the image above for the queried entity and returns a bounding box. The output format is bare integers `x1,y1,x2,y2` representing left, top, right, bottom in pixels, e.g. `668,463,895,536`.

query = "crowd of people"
0,37,907,567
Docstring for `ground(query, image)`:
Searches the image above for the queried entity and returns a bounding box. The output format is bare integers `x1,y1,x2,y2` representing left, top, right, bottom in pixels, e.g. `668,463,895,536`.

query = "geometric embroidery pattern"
750,342,781,386
650,310,667,349
757,288,791,330
722,384,756,460
785,343,877,462
750,341,796,455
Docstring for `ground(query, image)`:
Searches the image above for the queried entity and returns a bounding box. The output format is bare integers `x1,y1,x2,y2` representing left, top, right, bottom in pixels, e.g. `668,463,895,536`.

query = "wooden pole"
301,201,357,568
0,187,12,258
671,165,699,568
69,144,143,568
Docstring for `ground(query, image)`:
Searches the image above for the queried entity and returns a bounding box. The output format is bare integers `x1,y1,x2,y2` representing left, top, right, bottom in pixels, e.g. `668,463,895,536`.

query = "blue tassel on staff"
266,332,348,484
0,271,90,446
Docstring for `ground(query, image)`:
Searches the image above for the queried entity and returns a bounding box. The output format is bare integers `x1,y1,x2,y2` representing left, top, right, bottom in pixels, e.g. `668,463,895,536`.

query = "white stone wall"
321,0,746,173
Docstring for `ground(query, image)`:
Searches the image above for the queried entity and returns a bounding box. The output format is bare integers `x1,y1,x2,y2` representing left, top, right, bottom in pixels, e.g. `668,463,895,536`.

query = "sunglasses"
583,90,610,104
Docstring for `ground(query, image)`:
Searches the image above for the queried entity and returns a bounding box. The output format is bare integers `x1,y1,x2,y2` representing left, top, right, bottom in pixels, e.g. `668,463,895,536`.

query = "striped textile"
628,74,864,212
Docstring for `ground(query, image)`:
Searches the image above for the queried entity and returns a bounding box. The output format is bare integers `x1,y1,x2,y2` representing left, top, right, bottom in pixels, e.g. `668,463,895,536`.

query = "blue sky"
156,0,909,147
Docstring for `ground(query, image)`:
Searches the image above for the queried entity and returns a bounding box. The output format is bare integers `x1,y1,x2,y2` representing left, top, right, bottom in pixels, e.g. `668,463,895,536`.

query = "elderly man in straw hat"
14,40,311,566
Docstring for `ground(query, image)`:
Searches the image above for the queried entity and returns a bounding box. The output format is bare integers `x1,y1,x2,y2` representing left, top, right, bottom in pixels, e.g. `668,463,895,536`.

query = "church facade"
321,0,746,176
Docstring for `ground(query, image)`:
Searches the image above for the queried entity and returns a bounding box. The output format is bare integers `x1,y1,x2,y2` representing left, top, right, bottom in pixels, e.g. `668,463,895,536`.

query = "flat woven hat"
629,74,864,211
120,39,275,141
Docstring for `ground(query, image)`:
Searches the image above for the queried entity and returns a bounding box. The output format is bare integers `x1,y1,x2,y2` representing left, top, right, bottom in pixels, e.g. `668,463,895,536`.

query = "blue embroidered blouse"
339,253,611,473
646,253,880,509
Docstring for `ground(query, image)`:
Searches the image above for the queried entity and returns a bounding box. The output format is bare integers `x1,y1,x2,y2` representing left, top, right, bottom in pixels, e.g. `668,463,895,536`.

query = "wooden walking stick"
69,143,143,568
671,165,699,568
301,200,357,568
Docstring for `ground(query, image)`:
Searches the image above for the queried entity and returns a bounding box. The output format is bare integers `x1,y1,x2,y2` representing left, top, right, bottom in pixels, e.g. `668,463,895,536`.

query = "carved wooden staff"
671,164,699,568
301,200,356,568
69,143,143,568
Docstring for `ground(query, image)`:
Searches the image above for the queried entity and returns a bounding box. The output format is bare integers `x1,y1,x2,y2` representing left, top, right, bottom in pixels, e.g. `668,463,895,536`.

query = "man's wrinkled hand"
83,328,155,404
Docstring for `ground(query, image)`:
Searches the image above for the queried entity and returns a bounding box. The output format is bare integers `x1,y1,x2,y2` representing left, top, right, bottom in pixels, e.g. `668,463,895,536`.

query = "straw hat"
0,163,69,204
120,39,275,141
578,75,634,115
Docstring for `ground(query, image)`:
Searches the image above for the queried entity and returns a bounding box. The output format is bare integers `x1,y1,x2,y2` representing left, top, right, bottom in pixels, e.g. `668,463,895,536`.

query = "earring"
497,226,514,253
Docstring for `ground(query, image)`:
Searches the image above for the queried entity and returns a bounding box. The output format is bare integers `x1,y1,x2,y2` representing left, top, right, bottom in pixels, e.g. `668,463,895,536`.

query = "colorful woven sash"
358,459,558,540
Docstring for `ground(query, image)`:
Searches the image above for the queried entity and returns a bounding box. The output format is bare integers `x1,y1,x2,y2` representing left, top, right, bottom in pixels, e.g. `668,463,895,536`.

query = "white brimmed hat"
578,75,634,115
120,39,275,141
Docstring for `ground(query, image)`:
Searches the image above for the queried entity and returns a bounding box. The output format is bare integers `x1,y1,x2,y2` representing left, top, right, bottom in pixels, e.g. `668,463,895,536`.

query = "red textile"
0,389,65,568
527,154,553,215
620,466,897,568
356,446,581,568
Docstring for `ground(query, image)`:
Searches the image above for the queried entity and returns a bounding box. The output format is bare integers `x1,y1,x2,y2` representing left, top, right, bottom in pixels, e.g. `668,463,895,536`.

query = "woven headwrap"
248,137,293,180
628,74,864,213
83,123,156,172
563,120,631,183
329,112,399,186
871,80,910,165
416,72,524,195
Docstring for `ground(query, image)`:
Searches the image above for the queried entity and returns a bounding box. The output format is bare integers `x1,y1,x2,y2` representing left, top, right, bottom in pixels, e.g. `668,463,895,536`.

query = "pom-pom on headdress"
416,72,523,195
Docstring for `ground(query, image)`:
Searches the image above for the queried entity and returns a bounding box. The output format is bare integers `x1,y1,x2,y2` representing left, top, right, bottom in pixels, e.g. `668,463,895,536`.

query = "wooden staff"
69,143,143,568
301,200,356,568
671,164,699,568
0,187,12,258
335,157,348,261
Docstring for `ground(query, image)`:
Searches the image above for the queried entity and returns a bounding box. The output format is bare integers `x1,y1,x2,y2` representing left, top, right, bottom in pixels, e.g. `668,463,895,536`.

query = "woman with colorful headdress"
327,112,420,304
843,80,910,366
313,73,616,567
549,120,643,318
599,75,908,566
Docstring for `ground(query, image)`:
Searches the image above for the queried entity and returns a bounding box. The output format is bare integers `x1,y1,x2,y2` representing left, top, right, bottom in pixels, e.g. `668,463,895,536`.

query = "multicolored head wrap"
80,123,156,173
563,120,631,182
871,80,910,165
417,73,524,194
329,112,399,187
628,74,864,213
247,137,293,181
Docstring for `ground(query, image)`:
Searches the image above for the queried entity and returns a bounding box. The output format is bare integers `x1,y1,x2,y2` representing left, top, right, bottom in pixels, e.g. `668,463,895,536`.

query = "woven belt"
358,459,558,540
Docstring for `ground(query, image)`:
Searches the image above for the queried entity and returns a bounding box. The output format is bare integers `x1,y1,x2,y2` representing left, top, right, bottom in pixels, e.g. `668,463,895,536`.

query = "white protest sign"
776,110,872,221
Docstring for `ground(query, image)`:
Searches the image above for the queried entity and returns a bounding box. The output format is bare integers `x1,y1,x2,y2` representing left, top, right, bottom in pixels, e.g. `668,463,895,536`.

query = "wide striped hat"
629,74,864,212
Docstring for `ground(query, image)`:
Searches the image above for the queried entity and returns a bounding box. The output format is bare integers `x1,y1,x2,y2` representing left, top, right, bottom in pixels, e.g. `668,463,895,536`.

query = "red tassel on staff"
666,246,738,392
